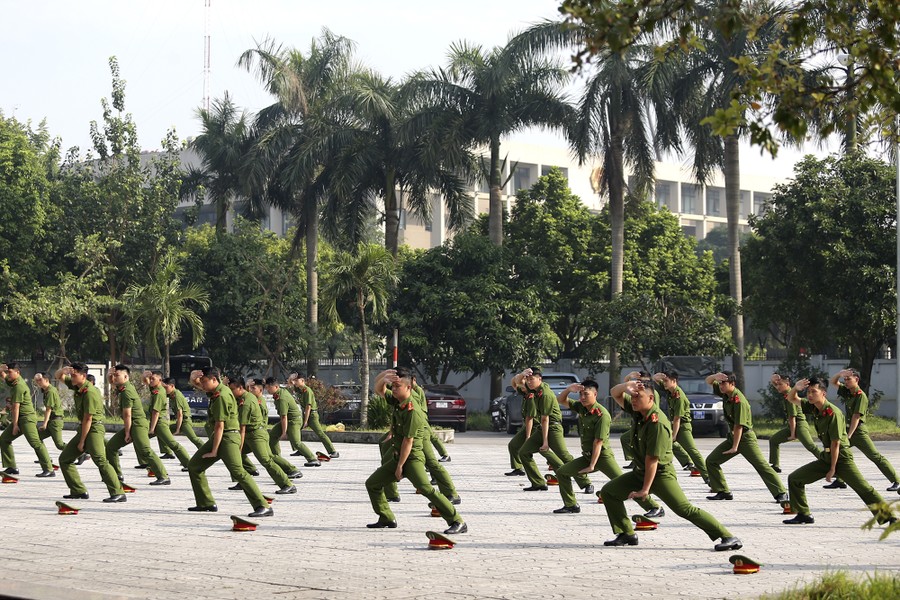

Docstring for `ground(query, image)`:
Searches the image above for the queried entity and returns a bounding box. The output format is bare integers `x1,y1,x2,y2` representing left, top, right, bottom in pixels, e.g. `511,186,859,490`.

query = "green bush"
466,411,492,431
366,394,391,430
760,571,900,599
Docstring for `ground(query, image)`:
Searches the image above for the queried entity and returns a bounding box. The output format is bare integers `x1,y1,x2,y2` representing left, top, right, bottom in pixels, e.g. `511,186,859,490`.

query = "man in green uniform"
0,363,54,477
601,379,742,550
553,379,663,517
288,373,338,458
161,377,203,450
105,365,171,485
227,376,296,494
186,367,272,517
619,371,659,468
826,369,900,492
250,379,301,479
704,372,788,503
653,370,709,483
366,368,465,534
143,370,193,472
266,377,320,467
504,369,536,478
767,373,820,473
54,364,126,502
783,377,894,525
514,367,592,493
35,372,66,453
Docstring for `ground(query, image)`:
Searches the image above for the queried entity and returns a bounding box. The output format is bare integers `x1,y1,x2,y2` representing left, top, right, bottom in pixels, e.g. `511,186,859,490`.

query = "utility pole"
203,0,211,112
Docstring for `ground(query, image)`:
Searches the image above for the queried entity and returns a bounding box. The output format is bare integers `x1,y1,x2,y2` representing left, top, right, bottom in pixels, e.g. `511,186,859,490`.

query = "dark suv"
491,372,580,436
655,356,728,438
422,384,467,432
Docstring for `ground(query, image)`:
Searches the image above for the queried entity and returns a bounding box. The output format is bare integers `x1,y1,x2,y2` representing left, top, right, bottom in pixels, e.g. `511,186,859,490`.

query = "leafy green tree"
743,153,896,391
122,253,210,377
321,243,398,427
506,168,609,358
390,232,553,386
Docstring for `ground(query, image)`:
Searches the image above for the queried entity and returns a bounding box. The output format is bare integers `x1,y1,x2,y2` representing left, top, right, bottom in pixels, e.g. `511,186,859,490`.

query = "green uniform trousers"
188,431,267,509
672,422,708,481
768,419,820,469
234,427,291,488
846,425,899,483
788,449,884,516
39,418,66,451
265,425,299,475
620,429,634,462
380,430,457,499
270,419,314,462
601,466,732,538
707,429,785,497
508,426,528,470
556,448,658,512
366,453,462,525
107,425,168,479
59,424,123,496
159,420,204,452
430,429,448,458
153,425,191,468
520,422,591,489
379,434,400,499
0,415,53,471
305,412,336,454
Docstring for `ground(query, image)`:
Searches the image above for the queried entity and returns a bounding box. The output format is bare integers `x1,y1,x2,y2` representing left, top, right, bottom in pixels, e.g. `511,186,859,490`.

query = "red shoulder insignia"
650,413,658,423
151,389,159,395
824,407,834,416
211,392,220,399
732,395,741,404
116,385,125,393
590,408,601,416
855,389,863,396
78,386,88,394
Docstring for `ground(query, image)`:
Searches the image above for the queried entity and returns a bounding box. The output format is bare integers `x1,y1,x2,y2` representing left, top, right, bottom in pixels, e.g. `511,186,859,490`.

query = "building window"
740,190,751,218
398,208,406,231
753,192,771,216
541,165,569,180
707,187,723,216
655,180,675,211
513,165,534,193
681,183,700,214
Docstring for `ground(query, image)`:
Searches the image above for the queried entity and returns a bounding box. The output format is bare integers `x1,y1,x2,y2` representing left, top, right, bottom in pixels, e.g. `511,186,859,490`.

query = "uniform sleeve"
87,389,104,417
854,393,869,416
621,393,634,416
63,376,77,391
836,384,850,401
645,421,671,458
671,391,686,417
735,399,753,428
237,398,251,425
399,409,422,439
537,391,555,416
152,391,167,413
275,396,287,415
595,412,610,442
209,396,226,422
828,412,843,442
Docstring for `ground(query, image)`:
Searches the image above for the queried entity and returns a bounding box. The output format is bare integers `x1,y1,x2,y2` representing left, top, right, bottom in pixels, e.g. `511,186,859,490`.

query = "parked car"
422,384,467,432
655,356,728,438
320,383,362,426
167,354,213,420
491,372,580,436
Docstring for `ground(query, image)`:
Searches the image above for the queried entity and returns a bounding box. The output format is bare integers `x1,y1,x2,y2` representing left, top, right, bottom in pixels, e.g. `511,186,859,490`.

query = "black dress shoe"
386,496,400,503
450,496,461,505
182,467,190,472
35,470,56,478
644,507,665,518
63,493,89,500
683,463,695,471
604,533,638,546
160,453,176,460
783,513,815,524
823,480,847,489
329,451,340,459
229,483,243,490
117,474,125,483
439,455,451,463
714,536,743,551
103,494,127,503
290,450,302,456
444,521,467,534
304,461,321,467
505,468,526,476
367,519,397,528
523,485,548,491
583,484,595,495
623,462,635,470
887,482,900,492
3,468,19,475
430,478,437,485
706,491,733,500
771,464,782,473
248,506,274,517
247,470,260,476
553,505,581,514
74,453,90,465
276,485,297,494
188,505,218,512
134,464,148,469
149,478,171,486
288,470,303,479
774,492,789,503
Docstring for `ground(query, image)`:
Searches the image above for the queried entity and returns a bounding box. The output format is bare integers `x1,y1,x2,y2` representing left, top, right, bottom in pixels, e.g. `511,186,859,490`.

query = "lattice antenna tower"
203,0,211,112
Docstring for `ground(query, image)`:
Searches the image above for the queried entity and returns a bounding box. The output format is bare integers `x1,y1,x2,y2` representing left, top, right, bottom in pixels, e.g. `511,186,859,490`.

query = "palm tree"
412,32,574,246
238,30,354,377
321,243,398,427
182,93,252,236
122,253,210,377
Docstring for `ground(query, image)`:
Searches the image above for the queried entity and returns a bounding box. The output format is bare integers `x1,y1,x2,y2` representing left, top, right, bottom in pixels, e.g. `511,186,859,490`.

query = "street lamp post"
895,115,900,425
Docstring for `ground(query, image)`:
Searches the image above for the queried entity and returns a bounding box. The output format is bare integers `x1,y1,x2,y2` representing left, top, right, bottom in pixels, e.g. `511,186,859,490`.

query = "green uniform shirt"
295,385,317,412
809,399,849,449
115,381,148,427
666,385,691,424
43,385,63,418
385,389,427,457
64,377,104,425
148,384,169,425
272,388,301,421
4,376,35,417
236,391,266,429
570,399,610,457
411,384,428,412
168,389,192,420
627,401,674,471
713,381,753,430
518,382,561,423
206,383,240,433
837,384,868,423
781,391,805,421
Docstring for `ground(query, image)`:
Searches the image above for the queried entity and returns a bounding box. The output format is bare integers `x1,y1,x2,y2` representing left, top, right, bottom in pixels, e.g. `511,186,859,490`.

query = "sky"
2,0,824,178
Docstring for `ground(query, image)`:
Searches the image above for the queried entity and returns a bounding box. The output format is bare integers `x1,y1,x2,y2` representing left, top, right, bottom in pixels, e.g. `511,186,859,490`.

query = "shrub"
366,394,391,430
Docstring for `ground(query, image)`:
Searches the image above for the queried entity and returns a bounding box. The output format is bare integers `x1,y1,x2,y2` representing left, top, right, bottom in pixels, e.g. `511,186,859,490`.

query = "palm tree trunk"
164,343,171,378
608,133,626,384
384,170,400,256
488,136,503,246
306,198,319,377
357,291,370,428
216,197,228,236
724,134,745,389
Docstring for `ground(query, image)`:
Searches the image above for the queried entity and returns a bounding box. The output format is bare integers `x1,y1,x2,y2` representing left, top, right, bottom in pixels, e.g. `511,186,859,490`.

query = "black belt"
224,429,239,433
51,415,64,420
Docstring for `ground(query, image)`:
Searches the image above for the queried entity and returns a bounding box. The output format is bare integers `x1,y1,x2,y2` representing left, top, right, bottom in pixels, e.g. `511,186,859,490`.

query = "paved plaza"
1,431,899,599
